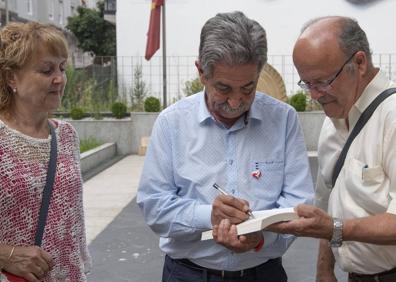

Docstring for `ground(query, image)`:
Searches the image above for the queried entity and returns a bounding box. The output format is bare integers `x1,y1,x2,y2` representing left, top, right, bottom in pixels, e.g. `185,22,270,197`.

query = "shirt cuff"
386,199,396,215
262,231,295,249
262,231,278,248
193,204,212,230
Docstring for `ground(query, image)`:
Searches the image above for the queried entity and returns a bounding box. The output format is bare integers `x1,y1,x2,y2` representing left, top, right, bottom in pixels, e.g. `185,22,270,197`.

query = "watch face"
330,218,343,247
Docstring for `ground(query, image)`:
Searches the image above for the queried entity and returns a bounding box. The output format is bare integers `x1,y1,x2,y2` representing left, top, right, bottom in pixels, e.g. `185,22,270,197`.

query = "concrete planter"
69,111,324,155
72,111,324,183
297,111,325,151
68,112,159,155
80,142,117,175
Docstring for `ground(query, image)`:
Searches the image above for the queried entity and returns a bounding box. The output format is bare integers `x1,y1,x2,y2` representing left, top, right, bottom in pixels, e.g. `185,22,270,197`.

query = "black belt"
349,267,396,282
172,256,281,279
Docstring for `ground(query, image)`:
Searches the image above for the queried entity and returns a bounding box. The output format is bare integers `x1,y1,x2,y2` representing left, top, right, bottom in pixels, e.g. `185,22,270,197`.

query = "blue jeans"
162,255,287,282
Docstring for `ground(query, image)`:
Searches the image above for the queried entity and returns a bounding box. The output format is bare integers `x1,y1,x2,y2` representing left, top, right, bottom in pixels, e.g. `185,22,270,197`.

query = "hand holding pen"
213,183,254,221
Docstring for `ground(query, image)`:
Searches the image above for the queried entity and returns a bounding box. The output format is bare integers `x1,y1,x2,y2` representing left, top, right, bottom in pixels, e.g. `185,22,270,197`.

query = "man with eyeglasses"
269,16,396,282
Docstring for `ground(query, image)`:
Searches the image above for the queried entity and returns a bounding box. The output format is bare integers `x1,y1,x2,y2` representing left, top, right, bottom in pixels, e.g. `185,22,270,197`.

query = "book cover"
201,207,297,240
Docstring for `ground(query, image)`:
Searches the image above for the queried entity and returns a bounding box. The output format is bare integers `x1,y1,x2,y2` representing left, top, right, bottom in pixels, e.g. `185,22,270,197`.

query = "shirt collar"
248,95,265,122
330,70,391,132
197,91,263,126
198,91,212,124
348,70,390,130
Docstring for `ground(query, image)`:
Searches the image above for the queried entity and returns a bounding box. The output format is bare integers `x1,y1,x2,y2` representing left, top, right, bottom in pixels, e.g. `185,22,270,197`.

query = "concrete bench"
138,136,150,156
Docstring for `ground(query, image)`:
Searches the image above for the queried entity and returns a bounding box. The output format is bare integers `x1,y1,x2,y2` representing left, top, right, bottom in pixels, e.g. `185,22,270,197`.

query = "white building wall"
117,0,396,57
84,0,98,9
116,0,396,104
1,0,84,28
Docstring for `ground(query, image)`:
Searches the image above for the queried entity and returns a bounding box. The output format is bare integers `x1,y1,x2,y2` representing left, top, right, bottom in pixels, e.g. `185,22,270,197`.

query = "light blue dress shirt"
137,91,314,271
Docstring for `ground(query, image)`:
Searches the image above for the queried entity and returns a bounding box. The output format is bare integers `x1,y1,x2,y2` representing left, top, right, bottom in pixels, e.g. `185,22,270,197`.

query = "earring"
12,88,16,93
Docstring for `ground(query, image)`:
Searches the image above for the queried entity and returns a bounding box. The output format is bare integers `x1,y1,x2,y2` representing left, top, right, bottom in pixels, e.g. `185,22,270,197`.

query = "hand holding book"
202,207,298,240
265,204,334,240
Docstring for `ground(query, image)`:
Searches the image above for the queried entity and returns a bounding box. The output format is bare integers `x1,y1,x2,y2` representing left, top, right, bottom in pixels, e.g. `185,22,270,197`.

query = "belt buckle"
220,269,244,278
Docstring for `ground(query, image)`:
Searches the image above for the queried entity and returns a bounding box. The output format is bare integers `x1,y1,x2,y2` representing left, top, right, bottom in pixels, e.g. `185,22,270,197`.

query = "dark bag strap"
34,121,58,246
332,87,396,187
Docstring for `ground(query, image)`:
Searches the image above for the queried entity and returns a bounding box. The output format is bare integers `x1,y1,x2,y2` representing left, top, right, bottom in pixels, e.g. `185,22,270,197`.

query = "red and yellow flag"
145,0,164,60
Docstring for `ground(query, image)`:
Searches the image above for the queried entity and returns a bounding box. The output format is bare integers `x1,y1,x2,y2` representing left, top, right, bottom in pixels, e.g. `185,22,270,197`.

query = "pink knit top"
0,119,91,281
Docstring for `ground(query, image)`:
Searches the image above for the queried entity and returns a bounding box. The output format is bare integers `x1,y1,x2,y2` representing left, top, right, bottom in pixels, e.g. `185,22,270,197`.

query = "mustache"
317,93,336,105
216,102,248,114
316,95,334,105
317,97,327,105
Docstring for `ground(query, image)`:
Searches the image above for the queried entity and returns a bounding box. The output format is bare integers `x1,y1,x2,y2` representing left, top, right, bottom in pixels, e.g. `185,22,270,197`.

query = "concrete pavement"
83,155,348,282
83,155,145,244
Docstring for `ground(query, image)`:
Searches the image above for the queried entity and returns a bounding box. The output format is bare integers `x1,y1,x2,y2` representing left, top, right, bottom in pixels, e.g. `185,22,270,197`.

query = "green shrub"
183,77,204,96
92,111,103,120
107,79,118,106
130,65,148,111
289,91,307,112
144,96,161,112
111,102,128,119
80,137,103,153
70,107,85,120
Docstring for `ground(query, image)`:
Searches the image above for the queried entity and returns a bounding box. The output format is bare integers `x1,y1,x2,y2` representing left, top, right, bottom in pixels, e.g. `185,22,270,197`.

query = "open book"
201,207,297,240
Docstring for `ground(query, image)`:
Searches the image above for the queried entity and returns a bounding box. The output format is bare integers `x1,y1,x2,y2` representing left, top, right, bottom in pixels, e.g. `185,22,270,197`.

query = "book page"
201,207,297,240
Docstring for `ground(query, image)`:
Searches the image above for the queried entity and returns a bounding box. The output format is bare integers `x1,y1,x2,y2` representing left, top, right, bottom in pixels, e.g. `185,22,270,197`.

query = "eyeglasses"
297,51,358,92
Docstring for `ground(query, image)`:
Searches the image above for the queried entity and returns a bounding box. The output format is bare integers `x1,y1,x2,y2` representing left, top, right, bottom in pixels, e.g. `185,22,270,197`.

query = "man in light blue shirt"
137,11,313,282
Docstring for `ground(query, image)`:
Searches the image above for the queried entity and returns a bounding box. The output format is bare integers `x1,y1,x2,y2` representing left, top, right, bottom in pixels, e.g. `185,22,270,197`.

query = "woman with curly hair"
0,21,91,282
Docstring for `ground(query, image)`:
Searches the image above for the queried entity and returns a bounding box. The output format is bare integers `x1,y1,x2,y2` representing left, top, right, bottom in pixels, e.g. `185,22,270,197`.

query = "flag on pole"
145,0,164,60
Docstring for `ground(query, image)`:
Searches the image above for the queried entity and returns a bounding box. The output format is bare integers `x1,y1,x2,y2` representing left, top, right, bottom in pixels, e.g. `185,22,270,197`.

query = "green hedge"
111,102,128,119
70,107,85,120
289,91,307,112
144,96,161,112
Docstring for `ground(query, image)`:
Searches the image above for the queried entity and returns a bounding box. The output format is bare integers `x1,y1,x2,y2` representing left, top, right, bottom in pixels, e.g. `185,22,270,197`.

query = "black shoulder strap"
34,122,58,246
332,88,396,187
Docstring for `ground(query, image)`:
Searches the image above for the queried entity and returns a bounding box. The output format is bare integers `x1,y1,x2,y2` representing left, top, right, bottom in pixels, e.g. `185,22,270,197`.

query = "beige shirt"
315,71,396,274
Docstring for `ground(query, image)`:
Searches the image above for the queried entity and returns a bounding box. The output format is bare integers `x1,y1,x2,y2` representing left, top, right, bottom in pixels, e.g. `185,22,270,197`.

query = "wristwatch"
330,217,343,248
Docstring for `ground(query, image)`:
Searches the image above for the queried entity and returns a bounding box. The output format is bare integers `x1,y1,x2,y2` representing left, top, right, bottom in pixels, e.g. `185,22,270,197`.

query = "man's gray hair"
302,16,372,64
198,11,267,78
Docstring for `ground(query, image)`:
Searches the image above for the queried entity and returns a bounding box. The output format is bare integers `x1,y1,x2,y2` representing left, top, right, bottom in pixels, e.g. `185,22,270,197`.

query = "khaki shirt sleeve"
384,120,396,215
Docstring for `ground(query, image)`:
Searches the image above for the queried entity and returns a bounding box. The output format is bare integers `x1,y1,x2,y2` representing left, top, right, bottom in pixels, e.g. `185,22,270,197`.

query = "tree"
130,65,148,111
67,1,116,57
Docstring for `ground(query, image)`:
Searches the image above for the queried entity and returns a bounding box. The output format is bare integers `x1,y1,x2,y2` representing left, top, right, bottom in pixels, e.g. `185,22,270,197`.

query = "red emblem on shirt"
251,169,262,179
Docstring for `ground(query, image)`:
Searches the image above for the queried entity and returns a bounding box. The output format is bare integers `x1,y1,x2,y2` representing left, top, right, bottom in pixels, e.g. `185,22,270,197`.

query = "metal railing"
70,53,396,106
104,0,116,14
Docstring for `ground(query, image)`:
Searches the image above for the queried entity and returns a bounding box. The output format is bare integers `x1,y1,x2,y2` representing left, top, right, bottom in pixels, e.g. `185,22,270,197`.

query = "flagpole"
5,0,9,24
161,0,167,108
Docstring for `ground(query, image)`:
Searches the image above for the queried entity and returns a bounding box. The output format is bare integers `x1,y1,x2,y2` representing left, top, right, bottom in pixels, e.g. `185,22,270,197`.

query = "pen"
362,164,368,179
212,183,255,219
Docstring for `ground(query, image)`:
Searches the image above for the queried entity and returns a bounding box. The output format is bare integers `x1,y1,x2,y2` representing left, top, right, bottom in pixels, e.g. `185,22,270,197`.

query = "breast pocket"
344,157,389,214
250,160,284,203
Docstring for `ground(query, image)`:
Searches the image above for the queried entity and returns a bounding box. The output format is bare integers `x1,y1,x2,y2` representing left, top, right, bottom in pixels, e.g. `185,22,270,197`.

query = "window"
59,1,64,25
105,0,116,12
49,0,54,20
27,0,33,15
